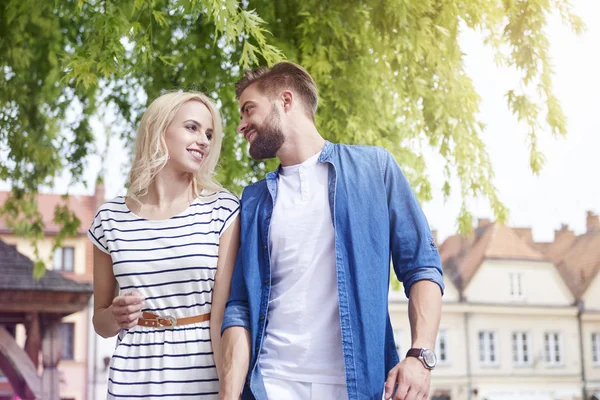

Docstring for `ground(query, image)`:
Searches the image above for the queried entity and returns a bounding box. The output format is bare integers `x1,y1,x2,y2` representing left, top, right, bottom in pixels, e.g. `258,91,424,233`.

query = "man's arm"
219,326,251,399
384,281,441,400
408,280,442,350
379,148,444,400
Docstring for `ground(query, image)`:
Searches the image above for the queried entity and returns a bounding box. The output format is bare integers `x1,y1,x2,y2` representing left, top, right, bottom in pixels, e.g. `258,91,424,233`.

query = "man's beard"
248,106,285,160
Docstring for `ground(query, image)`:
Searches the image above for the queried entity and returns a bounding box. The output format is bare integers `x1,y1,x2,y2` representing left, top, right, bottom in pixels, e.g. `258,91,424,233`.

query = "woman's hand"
111,290,145,329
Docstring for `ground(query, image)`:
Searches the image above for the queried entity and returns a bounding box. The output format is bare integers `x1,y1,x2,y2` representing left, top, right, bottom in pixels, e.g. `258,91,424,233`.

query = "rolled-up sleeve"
380,148,444,298
221,249,251,335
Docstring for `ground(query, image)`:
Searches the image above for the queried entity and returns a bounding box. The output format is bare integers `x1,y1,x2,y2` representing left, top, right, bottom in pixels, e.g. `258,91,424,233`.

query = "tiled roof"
440,220,548,291
0,240,92,293
532,212,600,299
0,191,98,235
547,229,600,299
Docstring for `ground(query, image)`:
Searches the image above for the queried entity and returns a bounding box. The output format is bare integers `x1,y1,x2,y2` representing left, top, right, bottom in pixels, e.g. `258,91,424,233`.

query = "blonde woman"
88,91,240,399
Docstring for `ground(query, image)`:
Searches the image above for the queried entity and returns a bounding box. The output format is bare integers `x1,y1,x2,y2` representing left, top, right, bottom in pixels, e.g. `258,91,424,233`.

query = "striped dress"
88,191,240,399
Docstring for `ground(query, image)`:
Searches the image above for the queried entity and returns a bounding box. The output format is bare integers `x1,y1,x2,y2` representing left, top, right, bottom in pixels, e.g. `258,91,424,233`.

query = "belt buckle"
161,315,177,328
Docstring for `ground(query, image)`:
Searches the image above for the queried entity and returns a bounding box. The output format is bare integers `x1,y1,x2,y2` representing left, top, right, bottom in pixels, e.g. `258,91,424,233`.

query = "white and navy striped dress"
88,191,240,400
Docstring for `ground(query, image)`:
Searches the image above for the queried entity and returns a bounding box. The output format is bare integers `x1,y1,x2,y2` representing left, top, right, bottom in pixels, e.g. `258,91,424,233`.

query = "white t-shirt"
258,151,346,384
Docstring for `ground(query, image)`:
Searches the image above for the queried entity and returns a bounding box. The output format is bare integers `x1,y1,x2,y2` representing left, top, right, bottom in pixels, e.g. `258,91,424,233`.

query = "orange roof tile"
0,191,99,235
440,220,549,291
552,230,600,299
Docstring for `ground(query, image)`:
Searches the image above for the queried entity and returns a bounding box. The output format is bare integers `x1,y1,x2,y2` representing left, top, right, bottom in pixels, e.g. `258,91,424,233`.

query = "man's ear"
281,90,294,112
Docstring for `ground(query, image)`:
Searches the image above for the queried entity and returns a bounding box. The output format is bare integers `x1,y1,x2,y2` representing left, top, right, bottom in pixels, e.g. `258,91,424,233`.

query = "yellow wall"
1,233,89,400
0,234,88,275
465,259,574,306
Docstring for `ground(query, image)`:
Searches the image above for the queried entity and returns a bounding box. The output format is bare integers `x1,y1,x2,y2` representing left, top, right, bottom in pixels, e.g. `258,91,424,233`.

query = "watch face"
422,349,437,368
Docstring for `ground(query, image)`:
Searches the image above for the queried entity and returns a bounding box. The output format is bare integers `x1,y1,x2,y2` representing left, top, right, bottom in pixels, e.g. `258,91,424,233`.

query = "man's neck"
277,126,326,167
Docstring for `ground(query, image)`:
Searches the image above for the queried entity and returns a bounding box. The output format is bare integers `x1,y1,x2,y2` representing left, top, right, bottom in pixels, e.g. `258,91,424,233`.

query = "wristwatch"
405,348,437,370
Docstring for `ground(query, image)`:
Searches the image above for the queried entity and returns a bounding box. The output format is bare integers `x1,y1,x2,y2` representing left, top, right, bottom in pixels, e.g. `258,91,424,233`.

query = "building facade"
0,187,103,400
1,184,598,400
390,214,600,400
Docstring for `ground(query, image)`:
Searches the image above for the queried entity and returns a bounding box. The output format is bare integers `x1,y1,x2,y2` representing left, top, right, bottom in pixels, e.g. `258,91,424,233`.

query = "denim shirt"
222,141,444,400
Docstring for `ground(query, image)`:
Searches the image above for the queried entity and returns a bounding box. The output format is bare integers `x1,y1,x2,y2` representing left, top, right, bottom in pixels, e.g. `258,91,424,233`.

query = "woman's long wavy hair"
127,91,223,204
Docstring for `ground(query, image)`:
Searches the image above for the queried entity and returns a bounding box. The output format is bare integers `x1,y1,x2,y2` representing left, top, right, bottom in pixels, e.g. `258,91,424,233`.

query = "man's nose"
237,120,249,135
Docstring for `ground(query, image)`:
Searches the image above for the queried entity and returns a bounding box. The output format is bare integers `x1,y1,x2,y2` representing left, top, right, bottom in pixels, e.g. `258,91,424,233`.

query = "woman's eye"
186,125,197,131
206,133,213,141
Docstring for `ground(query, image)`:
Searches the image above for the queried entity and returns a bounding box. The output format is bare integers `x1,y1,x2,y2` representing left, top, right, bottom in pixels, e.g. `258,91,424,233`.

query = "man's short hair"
235,62,318,119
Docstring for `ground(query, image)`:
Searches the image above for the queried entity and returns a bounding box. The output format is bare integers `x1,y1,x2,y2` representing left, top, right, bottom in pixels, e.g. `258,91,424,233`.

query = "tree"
0,0,584,276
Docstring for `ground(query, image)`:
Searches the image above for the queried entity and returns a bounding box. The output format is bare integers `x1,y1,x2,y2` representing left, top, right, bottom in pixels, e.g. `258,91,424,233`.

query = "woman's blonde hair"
127,91,223,204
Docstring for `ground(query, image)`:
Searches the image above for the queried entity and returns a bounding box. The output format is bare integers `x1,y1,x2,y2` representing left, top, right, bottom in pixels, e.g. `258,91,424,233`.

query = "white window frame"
61,322,75,361
509,272,524,300
53,246,75,272
512,331,531,366
479,331,498,366
592,332,600,366
435,329,449,365
544,332,564,366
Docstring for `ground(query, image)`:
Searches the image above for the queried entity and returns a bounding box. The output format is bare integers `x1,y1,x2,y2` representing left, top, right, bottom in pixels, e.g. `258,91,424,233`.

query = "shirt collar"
266,141,333,182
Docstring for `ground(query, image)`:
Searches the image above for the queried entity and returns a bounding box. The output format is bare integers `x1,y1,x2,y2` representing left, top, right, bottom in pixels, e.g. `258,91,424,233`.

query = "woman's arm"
210,217,241,379
92,246,144,338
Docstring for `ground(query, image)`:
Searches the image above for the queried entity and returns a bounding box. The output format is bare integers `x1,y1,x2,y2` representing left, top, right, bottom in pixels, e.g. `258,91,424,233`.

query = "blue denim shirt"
222,141,444,400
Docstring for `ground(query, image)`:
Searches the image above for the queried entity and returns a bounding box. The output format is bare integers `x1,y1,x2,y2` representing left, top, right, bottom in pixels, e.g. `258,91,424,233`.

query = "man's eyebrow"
240,101,255,112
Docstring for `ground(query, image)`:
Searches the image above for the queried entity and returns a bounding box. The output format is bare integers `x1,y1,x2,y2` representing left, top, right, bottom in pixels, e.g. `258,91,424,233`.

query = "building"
0,240,92,400
0,186,109,400
535,212,600,399
390,217,594,400
2,183,598,400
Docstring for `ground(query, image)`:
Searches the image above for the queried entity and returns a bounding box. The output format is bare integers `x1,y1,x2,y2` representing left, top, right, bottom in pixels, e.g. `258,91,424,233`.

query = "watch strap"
405,348,423,358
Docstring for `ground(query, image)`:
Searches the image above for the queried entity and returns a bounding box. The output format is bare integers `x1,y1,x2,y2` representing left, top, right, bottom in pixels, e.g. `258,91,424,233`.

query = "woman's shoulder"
94,196,129,216
196,189,240,207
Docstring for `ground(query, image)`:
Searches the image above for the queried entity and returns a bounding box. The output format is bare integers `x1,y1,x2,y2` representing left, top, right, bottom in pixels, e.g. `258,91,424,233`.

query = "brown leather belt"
137,311,211,328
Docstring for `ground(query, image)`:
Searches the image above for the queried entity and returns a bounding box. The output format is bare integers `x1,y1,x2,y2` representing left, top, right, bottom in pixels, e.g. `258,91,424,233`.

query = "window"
592,333,600,365
53,247,74,272
544,332,563,366
512,332,531,365
61,323,75,360
435,330,449,365
510,272,524,299
479,331,498,366
394,329,403,358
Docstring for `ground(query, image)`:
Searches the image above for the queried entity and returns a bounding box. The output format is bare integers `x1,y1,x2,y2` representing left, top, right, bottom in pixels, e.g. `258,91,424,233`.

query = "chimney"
94,178,105,209
477,218,491,228
554,223,575,242
587,211,599,233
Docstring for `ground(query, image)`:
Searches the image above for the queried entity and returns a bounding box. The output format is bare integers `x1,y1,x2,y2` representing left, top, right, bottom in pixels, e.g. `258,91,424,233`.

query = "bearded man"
219,62,444,400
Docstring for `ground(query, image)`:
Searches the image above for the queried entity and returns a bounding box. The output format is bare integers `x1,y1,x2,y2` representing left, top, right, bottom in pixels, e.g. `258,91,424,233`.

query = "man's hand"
384,357,431,400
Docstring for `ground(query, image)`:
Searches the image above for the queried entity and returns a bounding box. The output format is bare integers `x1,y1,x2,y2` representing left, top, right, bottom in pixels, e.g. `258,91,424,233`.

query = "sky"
421,0,600,243
4,1,598,245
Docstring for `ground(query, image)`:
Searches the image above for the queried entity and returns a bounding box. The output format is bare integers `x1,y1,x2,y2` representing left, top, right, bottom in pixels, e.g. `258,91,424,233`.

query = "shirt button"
260,315,265,321
264,245,268,251
263,279,269,285
266,213,271,218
